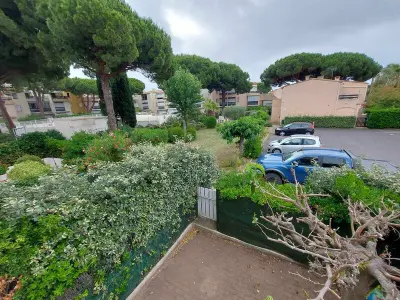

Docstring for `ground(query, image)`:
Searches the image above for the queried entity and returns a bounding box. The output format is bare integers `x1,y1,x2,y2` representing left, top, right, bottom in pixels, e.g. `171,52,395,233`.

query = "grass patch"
192,129,245,169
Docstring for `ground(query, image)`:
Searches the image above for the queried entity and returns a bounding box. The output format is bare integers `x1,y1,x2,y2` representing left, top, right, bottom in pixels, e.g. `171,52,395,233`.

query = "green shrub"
203,116,217,128
284,116,356,128
17,115,47,121
8,161,51,186
84,132,130,163
243,136,262,159
44,129,66,140
0,141,24,165
16,132,53,157
247,110,268,123
366,108,400,128
168,127,184,142
0,143,218,298
186,126,197,141
222,106,247,120
163,116,182,128
59,131,97,162
15,155,44,165
131,128,168,144
0,163,7,175
0,133,14,143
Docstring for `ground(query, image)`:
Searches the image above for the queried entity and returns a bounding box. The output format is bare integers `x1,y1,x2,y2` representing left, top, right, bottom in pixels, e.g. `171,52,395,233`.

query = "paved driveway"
264,128,400,167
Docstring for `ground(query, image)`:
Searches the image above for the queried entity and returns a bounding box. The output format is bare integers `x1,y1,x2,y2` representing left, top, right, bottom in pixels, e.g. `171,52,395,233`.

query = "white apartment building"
134,89,169,114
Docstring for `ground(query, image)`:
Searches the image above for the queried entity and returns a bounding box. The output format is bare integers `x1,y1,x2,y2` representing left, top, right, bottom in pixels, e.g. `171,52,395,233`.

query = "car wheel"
265,172,283,184
279,131,285,136
272,148,281,153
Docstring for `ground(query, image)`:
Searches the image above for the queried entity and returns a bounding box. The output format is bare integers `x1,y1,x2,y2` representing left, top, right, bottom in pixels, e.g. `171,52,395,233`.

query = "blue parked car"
257,148,355,184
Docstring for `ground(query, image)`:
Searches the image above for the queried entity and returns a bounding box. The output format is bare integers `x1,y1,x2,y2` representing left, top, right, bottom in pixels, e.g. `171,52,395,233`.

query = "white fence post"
197,187,217,221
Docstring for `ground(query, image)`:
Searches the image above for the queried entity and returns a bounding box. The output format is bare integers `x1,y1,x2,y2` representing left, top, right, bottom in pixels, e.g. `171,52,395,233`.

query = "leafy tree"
111,73,137,127
175,54,252,108
203,98,219,116
257,82,271,93
218,116,262,154
374,64,400,87
62,78,98,112
260,52,381,88
165,69,202,133
367,86,400,108
128,78,145,95
39,0,173,130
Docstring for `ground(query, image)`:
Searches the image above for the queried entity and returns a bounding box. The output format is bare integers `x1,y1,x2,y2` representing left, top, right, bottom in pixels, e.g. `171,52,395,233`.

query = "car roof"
296,148,349,158
290,122,312,124
289,135,320,140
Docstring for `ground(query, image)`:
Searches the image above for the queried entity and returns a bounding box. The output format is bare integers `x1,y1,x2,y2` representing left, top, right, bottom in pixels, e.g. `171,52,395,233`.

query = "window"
54,102,66,112
338,94,358,100
28,103,39,112
303,139,316,145
142,94,147,100
44,102,52,112
226,98,236,106
300,123,312,128
247,95,259,106
262,100,272,106
298,157,319,166
287,138,302,145
321,157,345,168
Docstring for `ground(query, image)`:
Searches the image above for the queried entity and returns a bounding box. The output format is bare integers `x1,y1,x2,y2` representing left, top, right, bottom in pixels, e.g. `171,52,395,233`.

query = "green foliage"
218,116,263,143
163,116,182,128
61,77,97,97
367,86,400,108
168,127,184,142
8,161,51,186
111,72,137,127
202,116,217,128
17,132,61,157
257,82,271,93
202,98,219,115
186,126,197,141
131,128,169,144
243,136,262,159
0,163,7,175
222,106,247,120
84,132,130,163
284,116,356,128
247,109,268,123
374,64,400,87
367,108,400,128
127,78,145,95
44,129,66,140
58,131,97,162
17,115,47,121
261,52,381,88
0,143,218,298
165,69,202,133
15,155,44,165
0,140,23,165
0,133,14,143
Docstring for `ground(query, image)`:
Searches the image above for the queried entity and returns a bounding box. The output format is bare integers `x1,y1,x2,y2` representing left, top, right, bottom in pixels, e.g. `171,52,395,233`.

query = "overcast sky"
70,0,400,90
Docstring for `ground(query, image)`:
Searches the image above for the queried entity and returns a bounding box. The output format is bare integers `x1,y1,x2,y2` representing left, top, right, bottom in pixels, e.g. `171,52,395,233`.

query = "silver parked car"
267,135,321,154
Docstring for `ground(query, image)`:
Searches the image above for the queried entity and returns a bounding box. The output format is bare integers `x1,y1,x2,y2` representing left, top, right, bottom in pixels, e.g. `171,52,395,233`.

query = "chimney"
305,75,310,81
335,76,341,81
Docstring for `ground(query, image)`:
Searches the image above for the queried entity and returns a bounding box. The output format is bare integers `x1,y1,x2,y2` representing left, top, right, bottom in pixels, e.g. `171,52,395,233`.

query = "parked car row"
258,121,397,184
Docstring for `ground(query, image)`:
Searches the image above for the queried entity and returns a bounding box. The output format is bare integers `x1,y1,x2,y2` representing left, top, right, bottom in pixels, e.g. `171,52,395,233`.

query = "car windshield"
283,123,292,128
282,152,295,161
280,137,291,144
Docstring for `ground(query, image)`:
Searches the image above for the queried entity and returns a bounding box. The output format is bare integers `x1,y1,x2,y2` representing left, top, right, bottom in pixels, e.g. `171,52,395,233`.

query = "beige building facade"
134,89,169,114
270,78,368,124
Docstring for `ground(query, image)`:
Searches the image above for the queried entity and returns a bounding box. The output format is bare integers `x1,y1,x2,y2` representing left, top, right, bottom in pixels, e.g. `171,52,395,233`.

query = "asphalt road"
264,128,400,167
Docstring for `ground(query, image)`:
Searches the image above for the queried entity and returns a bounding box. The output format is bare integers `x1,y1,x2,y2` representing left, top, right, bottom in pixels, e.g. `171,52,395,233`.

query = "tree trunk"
32,89,45,117
100,74,117,130
182,117,187,134
85,94,90,111
89,94,96,112
0,96,15,135
239,136,245,154
221,90,226,110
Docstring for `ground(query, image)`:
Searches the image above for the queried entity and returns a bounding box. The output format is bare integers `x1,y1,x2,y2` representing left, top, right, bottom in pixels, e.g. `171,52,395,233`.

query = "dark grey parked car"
275,122,315,136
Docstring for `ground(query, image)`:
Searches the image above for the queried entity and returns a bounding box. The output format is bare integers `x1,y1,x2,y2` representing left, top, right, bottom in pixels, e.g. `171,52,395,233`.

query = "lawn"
192,128,242,169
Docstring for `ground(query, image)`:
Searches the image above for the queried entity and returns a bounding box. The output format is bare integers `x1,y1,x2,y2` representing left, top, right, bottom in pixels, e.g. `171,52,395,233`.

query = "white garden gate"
197,187,217,221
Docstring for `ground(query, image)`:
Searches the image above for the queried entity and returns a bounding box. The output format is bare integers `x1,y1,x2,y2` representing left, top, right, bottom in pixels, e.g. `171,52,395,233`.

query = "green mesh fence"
217,195,310,263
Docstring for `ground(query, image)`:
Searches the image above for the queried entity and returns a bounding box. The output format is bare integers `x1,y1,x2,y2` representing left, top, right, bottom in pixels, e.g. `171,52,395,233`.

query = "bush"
163,116,182,128
202,116,217,128
44,129,66,140
243,136,262,159
15,155,44,165
246,110,268,122
17,115,46,121
16,132,59,158
222,106,247,120
0,141,24,165
59,131,97,162
8,161,51,186
168,127,184,142
0,133,14,144
186,126,197,141
0,163,7,175
84,131,130,163
366,108,400,128
283,116,356,128
0,143,218,298
131,128,168,145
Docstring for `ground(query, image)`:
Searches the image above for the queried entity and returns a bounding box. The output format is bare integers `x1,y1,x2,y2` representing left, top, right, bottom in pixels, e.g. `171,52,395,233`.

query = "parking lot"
264,128,400,167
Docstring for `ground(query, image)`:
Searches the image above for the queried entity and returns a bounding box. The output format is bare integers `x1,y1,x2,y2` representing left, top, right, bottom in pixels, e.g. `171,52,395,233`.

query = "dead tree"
253,178,400,300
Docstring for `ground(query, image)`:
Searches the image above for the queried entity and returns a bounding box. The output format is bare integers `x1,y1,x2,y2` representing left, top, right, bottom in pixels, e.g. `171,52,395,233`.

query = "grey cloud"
127,0,400,85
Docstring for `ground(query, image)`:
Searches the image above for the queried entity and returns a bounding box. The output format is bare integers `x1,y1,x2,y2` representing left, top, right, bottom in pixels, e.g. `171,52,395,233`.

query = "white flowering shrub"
0,142,218,298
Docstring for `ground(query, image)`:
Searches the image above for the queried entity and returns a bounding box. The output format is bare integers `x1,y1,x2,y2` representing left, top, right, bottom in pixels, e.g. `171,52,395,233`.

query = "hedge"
283,116,356,128
367,108,400,129
131,128,169,144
